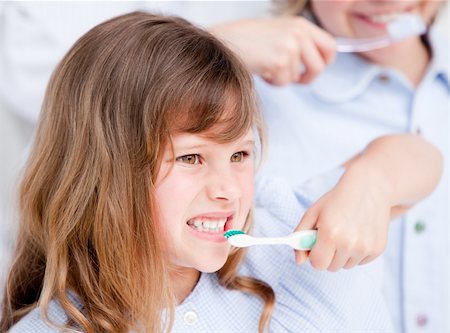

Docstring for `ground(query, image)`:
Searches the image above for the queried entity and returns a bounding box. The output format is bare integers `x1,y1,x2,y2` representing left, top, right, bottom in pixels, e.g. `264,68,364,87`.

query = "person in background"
210,0,449,332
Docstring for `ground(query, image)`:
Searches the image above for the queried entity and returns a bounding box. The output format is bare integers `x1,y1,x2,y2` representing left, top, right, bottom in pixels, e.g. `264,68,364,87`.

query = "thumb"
296,205,319,232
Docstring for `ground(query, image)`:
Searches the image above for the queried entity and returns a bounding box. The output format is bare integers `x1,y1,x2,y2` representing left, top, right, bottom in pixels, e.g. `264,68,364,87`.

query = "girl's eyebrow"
175,139,255,150
173,143,212,150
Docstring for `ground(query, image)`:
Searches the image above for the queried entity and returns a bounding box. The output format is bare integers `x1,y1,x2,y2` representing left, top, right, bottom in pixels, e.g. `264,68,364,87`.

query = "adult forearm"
342,134,443,214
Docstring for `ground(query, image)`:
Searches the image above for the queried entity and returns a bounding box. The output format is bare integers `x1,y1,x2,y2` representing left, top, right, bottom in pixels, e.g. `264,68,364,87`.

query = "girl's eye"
230,151,247,162
176,154,201,165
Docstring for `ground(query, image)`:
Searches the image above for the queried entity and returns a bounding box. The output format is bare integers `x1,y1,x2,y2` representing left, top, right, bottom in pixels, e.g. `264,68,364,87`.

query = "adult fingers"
306,22,337,65
343,256,362,270
297,38,327,84
308,233,336,271
266,37,301,85
327,250,352,272
295,250,310,265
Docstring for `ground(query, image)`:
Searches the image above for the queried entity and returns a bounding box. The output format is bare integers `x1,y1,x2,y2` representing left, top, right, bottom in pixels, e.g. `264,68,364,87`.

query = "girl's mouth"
186,215,233,234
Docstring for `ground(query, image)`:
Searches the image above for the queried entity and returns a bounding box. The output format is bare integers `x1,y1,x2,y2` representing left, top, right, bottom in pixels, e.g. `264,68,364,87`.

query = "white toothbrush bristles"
388,13,426,40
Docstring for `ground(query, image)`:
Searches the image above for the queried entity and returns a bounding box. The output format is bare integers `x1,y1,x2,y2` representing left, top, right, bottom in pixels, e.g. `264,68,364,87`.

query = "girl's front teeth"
188,218,227,233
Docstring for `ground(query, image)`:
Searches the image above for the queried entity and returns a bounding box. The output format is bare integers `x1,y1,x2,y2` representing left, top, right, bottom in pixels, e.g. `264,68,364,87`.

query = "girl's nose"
206,168,242,202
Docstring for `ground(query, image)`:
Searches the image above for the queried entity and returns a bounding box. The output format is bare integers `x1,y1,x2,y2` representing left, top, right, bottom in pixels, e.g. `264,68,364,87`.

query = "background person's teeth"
194,220,202,227
370,13,401,23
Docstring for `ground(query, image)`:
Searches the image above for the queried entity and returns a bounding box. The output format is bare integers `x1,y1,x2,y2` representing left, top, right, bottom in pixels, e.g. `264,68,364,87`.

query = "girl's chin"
196,256,229,273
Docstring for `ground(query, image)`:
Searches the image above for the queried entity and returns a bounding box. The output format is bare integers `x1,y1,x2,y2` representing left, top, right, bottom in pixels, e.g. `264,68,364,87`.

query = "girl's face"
154,128,255,274
311,0,436,39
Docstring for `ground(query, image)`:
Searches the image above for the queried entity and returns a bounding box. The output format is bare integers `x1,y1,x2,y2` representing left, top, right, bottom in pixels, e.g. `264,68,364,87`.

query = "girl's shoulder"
8,303,68,333
9,293,82,333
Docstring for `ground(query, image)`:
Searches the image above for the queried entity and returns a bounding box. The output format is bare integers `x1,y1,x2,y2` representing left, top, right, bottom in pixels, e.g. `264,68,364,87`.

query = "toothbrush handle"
336,36,392,53
250,236,293,246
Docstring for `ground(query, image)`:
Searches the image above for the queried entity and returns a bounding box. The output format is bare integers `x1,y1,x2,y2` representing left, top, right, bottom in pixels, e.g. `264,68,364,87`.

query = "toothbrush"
336,13,426,53
223,229,317,251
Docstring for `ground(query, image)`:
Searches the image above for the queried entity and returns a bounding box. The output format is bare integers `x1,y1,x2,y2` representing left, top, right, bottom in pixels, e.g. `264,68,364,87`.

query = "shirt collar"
310,53,382,104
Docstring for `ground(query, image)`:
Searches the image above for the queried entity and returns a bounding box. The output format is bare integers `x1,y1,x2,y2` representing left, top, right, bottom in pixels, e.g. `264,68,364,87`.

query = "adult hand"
209,17,336,85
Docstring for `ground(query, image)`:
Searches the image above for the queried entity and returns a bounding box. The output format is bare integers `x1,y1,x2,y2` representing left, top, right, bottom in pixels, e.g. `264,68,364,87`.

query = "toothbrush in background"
224,229,317,251
336,13,426,52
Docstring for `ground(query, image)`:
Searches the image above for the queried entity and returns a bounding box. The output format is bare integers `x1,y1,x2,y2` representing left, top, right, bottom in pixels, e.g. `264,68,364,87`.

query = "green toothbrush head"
299,234,317,249
223,229,245,239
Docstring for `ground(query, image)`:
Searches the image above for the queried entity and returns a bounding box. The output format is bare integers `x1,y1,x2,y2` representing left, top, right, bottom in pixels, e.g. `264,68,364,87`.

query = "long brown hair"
0,12,273,333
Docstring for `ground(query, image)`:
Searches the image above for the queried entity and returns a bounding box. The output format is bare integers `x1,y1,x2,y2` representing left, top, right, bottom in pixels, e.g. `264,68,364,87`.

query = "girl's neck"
361,37,430,87
170,267,200,304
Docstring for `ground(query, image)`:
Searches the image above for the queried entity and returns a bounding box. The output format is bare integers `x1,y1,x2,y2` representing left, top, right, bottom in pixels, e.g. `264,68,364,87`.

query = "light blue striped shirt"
256,25,449,333
10,169,393,332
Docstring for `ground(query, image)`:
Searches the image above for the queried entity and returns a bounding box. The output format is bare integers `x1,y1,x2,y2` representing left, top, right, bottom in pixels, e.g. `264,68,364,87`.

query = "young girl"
0,10,442,333
0,12,271,333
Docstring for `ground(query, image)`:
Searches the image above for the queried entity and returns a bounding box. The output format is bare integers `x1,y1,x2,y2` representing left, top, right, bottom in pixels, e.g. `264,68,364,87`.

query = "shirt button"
414,221,426,234
416,314,428,327
378,74,390,83
183,310,198,326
